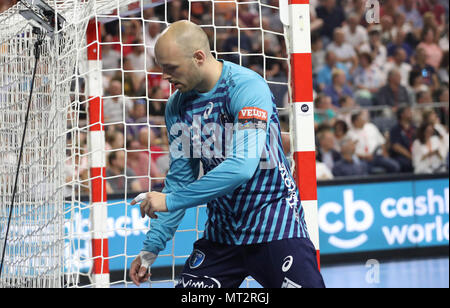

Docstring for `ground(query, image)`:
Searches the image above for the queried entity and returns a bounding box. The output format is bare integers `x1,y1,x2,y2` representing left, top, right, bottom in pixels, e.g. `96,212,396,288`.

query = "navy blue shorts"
175,237,325,288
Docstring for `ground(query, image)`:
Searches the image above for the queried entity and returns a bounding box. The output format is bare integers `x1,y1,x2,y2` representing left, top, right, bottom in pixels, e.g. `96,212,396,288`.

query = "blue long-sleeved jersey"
142,60,309,254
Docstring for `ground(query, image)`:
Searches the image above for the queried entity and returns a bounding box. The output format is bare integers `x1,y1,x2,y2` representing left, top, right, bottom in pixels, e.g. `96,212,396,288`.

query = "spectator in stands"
314,94,337,129
222,28,253,64
397,0,424,29
439,25,449,52
344,0,367,25
380,15,395,45
437,50,449,85
342,13,369,50
315,0,346,43
106,150,142,194
261,16,283,55
101,34,121,80
323,69,354,107
391,12,414,42
333,119,350,152
115,20,140,58
419,0,446,27
65,146,88,195
417,27,444,70
190,2,208,25
138,127,168,174
379,0,398,19
261,0,285,33
332,137,369,177
103,80,133,124
263,52,284,83
317,127,341,171
422,108,449,153
353,52,383,105
336,95,357,127
309,2,325,35
147,64,171,99
142,7,156,20
316,161,334,180
241,9,258,30
311,34,326,74
386,30,414,61
359,27,388,71
326,28,358,71
167,0,188,23
145,20,162,67
412,47,440,91
434,86,449,103
374,69,411,108
111,57,145,97
422,11,442,35
126,99,148,139
126,139,165,192
106,128,125,151
389,107,416,172
408,69,430,101
127,39,149,75
412,122,447,174
148,86,167,118
347,110,401,174
416,89,433,104
384,47,412,88
214,0,236,26
315,50,349,91
126,138,149,191
146,86,167,140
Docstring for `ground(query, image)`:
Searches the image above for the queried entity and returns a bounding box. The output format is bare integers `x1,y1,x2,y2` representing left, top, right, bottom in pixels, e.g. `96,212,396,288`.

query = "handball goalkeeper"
129,20,325,288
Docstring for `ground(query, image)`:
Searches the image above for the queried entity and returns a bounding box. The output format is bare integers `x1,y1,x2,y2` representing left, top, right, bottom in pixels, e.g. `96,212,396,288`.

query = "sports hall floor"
112,256,449,288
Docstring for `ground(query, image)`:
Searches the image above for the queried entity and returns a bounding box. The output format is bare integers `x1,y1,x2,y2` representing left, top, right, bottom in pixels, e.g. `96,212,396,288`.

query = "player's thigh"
246,237,325,288
176,238,248,288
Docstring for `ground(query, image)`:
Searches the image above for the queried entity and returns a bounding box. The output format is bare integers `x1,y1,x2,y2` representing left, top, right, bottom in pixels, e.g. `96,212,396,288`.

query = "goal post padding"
280,0,320,269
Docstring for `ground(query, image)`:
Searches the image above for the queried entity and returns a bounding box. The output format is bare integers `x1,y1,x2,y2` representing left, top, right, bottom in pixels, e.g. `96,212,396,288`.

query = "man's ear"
193,49,207,65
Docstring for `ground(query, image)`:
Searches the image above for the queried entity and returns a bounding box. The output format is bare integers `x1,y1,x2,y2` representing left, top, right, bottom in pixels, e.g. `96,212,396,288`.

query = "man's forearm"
392,143,412,159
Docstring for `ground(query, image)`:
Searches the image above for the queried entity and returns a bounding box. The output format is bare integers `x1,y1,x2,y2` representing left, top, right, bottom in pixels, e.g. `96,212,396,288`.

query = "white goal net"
0,0,301,288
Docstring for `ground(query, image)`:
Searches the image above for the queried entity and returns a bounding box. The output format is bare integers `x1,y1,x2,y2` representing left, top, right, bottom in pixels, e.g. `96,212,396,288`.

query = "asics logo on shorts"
282,256,293,272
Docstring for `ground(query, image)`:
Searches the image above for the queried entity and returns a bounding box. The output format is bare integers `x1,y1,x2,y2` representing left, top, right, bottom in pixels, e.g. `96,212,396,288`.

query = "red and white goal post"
0,0,319,288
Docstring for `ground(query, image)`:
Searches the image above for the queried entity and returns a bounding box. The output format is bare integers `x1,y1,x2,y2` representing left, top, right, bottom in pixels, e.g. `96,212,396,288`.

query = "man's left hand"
131,192,168,219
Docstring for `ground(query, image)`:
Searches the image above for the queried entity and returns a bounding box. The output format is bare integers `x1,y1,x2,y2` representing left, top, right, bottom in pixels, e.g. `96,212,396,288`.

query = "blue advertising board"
317,178,449,254
65,176,448,273
64,202,205,273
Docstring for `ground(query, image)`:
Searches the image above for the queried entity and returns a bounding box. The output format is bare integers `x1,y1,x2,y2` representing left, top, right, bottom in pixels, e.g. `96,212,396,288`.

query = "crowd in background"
309,0,449,181
1,0,449,195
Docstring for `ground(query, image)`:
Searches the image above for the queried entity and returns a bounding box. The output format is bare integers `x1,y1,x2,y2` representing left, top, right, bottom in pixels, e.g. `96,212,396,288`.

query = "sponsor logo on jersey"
238,107,268,121
238,107,268,131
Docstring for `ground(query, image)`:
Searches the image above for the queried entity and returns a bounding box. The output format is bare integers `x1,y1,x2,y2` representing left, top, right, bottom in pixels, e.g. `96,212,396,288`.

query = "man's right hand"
129,251,157,286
